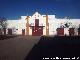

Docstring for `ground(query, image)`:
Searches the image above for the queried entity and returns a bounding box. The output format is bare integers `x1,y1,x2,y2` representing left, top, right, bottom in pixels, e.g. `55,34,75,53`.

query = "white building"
4,12,80,36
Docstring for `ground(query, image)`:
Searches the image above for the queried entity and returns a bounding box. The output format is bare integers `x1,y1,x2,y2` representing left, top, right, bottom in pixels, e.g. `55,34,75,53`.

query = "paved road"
0,36,40,60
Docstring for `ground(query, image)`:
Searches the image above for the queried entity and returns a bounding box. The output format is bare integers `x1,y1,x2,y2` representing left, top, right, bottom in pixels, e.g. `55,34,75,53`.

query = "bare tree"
0,17,7,34
0,17,7,29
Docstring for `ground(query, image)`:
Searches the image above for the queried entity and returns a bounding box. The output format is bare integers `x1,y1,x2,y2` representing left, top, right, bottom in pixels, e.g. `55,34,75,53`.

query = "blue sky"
0,0,80,19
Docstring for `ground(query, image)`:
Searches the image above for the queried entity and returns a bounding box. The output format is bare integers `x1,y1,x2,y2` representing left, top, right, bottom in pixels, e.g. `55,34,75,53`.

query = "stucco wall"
6,12,80,36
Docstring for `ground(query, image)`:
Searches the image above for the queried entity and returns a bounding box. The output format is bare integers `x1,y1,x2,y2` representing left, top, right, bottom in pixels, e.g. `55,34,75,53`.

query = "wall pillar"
26,16,29,35
46,14,49,35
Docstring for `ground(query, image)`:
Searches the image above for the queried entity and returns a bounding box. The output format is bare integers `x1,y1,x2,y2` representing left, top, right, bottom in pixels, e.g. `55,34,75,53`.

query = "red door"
78,28,80,36
31,19,43,36
35,19,39,26
8,29,12,35
69,28,75,36
22,29,25,35
32,27,43,36
38,27,43,35
0,28,2,34
57,28,64,36
3,28,6,34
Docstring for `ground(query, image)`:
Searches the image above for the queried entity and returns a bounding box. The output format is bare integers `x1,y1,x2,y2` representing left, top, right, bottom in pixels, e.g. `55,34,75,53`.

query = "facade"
1,12,80,36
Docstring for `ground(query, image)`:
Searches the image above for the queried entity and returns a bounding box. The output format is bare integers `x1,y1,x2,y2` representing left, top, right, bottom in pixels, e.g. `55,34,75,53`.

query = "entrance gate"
30,19,44,36
57,28,64,36
32,26,43,36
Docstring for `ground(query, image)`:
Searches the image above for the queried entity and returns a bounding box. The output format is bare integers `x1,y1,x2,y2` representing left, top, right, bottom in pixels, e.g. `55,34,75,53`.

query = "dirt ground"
25,36,80,60
0,35,17,40
0,35,40,60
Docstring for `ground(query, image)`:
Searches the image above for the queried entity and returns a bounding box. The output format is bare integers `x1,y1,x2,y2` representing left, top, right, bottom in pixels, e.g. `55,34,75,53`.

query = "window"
16,29,18,30
30,23,34,25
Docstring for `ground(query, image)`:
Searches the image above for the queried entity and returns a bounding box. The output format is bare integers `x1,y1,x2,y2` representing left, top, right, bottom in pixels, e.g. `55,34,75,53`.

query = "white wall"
46,17,80,35
6,12,80,36
42,15,46,35
7,18,26,35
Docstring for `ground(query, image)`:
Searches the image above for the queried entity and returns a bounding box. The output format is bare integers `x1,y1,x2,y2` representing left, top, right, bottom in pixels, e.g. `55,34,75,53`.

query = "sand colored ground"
0,35,40,60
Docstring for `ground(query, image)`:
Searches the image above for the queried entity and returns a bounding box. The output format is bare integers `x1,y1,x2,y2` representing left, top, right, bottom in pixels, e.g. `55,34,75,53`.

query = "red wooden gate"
69,28,75,36
57,28,64,36
30,19,44,36
32,27,43,36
